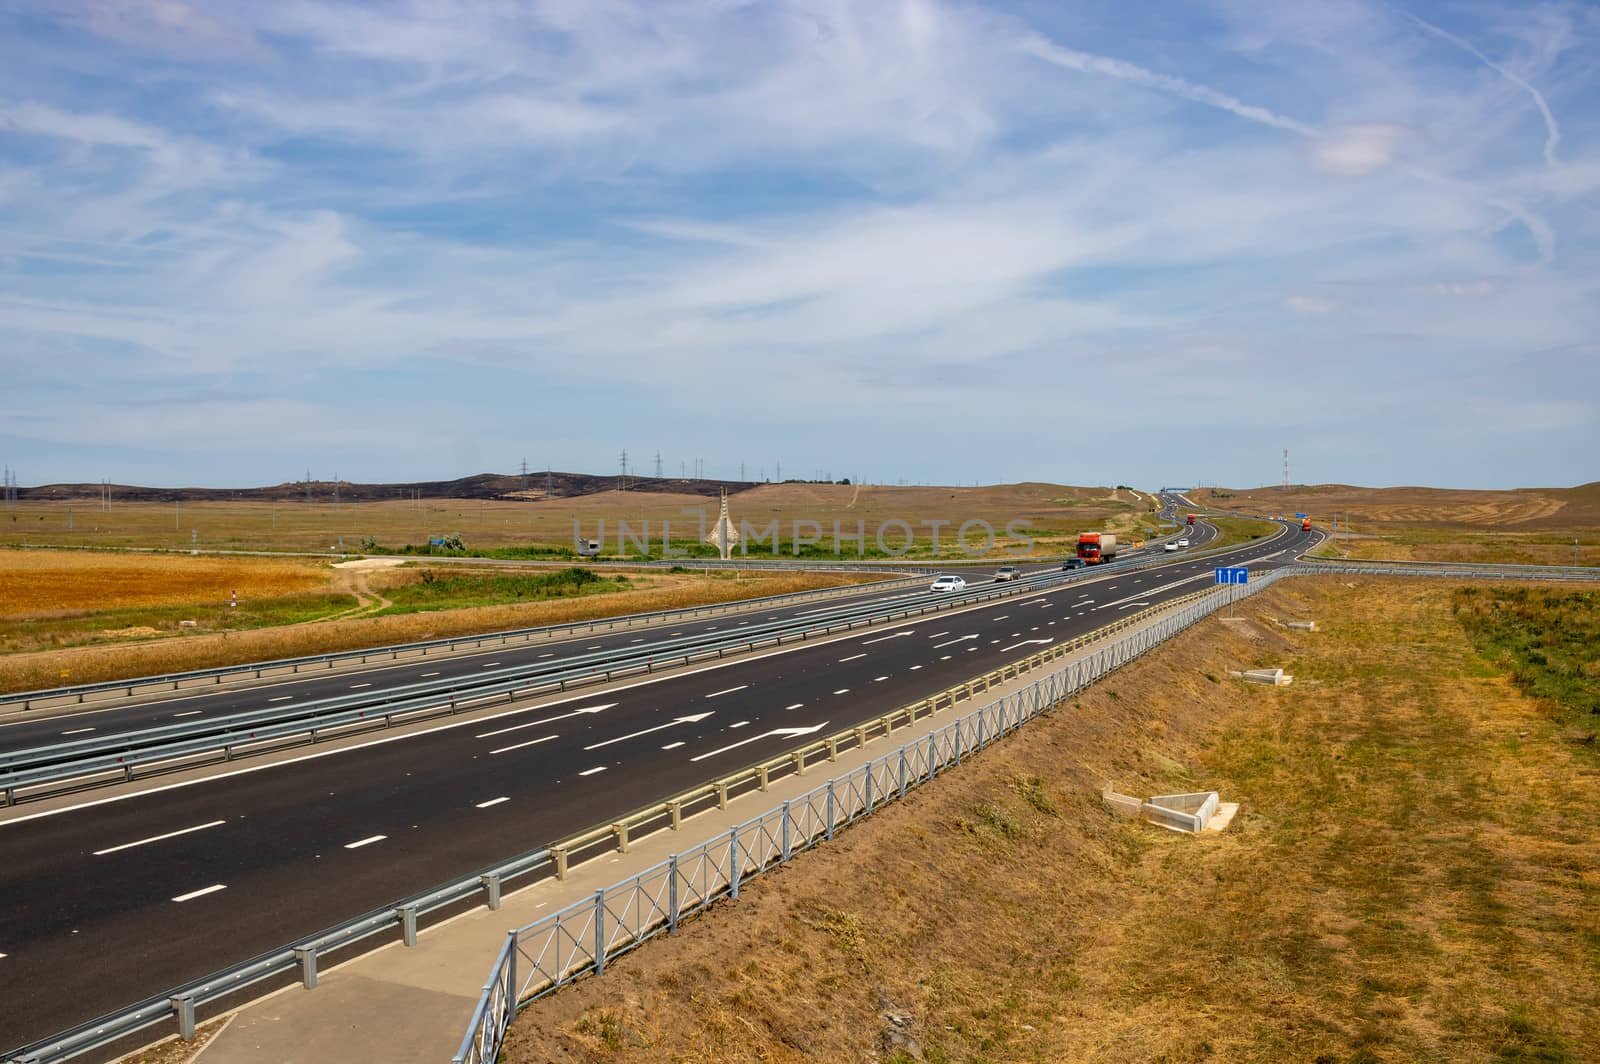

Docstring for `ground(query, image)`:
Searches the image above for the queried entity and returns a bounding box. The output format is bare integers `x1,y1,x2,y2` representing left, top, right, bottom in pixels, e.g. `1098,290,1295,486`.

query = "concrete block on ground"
1286,620,1317,631
1232,668,1293,686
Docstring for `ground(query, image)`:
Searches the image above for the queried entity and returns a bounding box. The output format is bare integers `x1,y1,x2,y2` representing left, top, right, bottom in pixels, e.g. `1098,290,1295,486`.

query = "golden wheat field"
0,549,333,617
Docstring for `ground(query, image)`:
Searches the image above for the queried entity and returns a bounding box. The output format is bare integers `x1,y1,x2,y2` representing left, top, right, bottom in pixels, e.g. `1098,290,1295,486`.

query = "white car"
929,575,967,593
1177,538,1190,547
1163,542,1180,552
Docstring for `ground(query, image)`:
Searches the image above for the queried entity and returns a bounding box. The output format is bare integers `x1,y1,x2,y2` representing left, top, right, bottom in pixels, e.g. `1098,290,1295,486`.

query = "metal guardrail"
2,514,1228,715
1295,558,1600,580
0,550,1203,805
1,572,932,712
0,579,1239,1064
450,571,1293,1063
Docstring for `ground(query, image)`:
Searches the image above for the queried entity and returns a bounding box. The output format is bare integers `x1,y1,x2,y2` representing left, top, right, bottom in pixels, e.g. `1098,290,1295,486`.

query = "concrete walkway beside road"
192,594,1195,1063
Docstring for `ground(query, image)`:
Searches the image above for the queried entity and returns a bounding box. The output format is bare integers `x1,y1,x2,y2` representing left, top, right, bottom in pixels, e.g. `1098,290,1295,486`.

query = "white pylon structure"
705,488,740,560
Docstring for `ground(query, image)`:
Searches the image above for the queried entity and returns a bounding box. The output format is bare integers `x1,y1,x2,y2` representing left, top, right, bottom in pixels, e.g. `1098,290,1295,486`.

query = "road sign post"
1215,567,1248,618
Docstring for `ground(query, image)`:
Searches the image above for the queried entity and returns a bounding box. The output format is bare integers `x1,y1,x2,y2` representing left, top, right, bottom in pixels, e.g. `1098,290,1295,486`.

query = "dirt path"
313,565,394,623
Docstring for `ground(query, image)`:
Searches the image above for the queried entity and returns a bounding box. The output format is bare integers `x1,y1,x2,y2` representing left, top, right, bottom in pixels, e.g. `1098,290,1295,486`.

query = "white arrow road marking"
933,634,977,649
690,721,831,762
94,819,227,856
489,733,559,755
476,703,616,739
861,629,914,645
1117,601,1149,610
585,712,715,751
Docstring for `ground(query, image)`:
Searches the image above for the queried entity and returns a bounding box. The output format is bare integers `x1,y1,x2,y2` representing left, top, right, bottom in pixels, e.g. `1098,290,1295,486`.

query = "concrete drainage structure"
1231,667,1293,686
1102,787,1238,833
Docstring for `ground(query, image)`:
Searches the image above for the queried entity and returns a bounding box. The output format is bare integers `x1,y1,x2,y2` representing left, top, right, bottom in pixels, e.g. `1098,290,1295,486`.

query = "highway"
1,497,1284,1050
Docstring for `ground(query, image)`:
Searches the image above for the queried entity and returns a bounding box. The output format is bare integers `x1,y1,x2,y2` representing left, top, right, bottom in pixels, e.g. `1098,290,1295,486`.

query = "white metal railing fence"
451,568,1292,1063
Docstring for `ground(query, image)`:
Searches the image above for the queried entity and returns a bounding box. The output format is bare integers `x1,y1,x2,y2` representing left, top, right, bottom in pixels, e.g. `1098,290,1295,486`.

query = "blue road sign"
1214,567,1249,585
1294,512,1307,518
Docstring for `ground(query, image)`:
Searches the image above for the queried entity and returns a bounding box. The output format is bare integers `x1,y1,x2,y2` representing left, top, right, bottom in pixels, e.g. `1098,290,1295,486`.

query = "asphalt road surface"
1,508,1297,1050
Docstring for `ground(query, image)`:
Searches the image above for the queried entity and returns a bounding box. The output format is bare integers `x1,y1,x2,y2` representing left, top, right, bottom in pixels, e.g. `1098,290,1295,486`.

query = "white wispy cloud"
0,0,1594,489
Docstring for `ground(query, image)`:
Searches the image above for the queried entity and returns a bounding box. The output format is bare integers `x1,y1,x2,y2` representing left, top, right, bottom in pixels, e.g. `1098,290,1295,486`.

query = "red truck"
1077,532,1117,564
1186,514,1196,526
1301,517,1312,531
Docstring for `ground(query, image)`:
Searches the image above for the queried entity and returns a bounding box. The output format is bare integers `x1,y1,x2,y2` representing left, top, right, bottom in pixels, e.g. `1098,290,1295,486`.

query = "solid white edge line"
344,835,387,849
172,883,227,903
94,818,228,856
475,797,510,809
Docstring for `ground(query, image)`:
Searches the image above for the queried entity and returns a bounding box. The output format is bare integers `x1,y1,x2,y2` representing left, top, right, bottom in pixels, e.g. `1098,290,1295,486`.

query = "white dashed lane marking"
172,884,227,903
344,835,386,850
94,819,227,856
476,797,510,809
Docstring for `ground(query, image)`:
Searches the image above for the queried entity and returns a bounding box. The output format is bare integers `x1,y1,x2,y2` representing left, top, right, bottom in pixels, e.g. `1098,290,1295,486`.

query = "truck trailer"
1186,513,1197,526
1301,517,1311,531
1076,532,1118,564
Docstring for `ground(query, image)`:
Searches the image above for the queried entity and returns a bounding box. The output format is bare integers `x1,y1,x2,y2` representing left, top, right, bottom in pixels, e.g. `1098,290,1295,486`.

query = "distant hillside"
17,472,758,504
1194,482,1600,530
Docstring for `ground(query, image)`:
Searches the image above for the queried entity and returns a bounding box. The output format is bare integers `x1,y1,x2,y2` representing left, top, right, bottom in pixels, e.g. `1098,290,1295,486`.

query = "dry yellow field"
0,569,876,692
0,481,1141,556
1197,482,1600,565
0,549,332,617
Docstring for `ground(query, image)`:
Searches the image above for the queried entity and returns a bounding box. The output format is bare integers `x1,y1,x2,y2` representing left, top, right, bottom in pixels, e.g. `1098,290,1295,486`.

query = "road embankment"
502,576,1600,1062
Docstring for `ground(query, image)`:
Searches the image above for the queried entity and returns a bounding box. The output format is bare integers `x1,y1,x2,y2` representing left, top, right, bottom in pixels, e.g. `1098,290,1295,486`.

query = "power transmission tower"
545,466,554,494
1282,448,1290,490
618,449,630,491
654,451,663,478
740,462,745,481
305,469,312,503
520,458,529,493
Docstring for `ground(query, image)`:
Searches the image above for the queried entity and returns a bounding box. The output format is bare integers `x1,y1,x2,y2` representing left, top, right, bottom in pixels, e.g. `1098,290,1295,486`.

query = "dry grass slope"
0,571,876,693
503,578,1600,1063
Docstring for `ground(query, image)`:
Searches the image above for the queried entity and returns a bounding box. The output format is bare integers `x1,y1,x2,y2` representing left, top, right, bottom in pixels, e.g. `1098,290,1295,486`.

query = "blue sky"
1,0,1596,490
